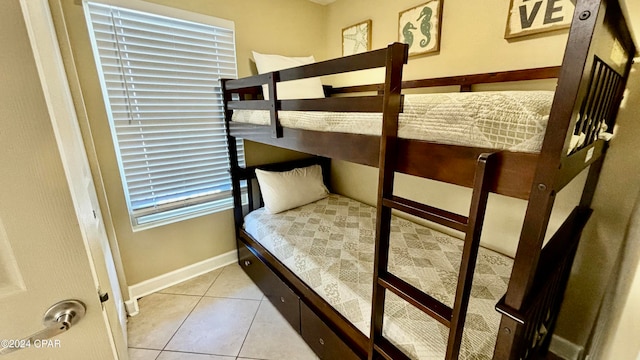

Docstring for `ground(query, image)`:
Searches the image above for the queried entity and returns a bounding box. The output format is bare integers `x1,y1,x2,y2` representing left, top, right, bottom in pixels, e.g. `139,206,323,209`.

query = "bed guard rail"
495,206,591,359
329,66,561,94
222,42,409,138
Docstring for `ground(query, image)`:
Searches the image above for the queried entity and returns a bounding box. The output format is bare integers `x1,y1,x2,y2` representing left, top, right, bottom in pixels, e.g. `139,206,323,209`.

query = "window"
83,0,244,229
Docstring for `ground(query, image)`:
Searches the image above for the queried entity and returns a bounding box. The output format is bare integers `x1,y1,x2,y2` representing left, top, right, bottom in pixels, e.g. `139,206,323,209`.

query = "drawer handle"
244,260,251,267
319,338,325,346
280,296,285,303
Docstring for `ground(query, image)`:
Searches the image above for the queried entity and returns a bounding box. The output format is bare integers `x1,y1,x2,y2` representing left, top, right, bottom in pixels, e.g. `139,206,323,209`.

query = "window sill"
131,198,234,232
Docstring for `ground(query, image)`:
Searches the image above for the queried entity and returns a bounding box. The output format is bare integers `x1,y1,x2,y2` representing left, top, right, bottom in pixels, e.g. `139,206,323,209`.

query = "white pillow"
252,51,325,100
255,164,329,214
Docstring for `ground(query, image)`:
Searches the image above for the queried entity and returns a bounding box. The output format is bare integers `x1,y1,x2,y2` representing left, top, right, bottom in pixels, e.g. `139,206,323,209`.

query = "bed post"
494,0,635,358
222,78,244,234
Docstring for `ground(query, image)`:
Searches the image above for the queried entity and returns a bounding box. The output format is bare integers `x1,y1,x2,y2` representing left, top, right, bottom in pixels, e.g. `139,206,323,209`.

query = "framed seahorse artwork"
342,20,372,56
398,0,443,57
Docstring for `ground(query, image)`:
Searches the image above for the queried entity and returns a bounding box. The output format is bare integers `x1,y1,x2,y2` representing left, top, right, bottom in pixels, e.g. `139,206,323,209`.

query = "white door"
0,0,126,359
19,0,129,355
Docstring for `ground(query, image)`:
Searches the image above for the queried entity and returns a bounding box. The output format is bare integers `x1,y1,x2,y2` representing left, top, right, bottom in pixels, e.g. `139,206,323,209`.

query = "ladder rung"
373,336,411,360
382,196,468,232
378,273,452,327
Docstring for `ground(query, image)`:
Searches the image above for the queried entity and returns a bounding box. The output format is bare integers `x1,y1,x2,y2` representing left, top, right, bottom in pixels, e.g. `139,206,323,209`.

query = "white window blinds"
84,1,243,228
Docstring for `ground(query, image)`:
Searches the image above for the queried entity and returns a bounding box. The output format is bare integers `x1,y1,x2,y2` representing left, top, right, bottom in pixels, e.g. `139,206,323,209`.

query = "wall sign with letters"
505,0,575,39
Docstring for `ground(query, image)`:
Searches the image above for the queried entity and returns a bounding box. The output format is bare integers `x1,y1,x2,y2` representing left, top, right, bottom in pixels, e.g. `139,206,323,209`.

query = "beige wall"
325,0,639,353
52,0,325,285
598,188,640,360
324,0,568,85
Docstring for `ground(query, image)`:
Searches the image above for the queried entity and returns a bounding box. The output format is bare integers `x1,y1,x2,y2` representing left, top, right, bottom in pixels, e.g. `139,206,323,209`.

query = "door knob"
0,300,86,355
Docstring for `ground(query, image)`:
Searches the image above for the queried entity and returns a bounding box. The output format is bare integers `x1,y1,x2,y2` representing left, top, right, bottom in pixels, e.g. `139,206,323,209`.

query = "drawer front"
238,240,300,332
300,302,360,360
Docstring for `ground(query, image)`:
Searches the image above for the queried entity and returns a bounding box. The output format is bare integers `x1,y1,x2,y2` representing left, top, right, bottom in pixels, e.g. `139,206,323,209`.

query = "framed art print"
342,20,372,56
398,1,443,56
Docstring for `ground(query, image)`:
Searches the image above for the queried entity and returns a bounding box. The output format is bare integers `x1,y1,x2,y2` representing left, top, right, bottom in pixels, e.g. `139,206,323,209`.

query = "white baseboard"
549,334,584,360
125,250,238,316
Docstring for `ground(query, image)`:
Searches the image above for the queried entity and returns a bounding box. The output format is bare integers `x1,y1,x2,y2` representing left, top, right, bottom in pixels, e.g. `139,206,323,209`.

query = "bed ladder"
369,139,497,358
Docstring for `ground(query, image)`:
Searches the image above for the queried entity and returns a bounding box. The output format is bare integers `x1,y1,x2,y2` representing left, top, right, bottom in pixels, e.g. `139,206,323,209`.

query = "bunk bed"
222,0,635,359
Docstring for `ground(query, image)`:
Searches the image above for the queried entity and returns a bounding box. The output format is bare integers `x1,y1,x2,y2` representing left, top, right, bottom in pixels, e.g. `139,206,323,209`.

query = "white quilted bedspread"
244,194,514,359
232,91,553,153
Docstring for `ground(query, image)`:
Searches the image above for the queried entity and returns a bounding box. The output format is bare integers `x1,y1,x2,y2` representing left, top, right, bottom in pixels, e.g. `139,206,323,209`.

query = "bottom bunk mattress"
244,194,513,360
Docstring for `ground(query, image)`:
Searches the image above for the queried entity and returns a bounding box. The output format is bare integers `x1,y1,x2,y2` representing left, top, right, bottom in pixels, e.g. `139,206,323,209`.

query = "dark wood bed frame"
222,0,635,359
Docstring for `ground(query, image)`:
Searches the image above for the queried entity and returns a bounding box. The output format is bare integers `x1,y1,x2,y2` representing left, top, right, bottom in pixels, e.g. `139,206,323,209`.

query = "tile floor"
126,263,566,360
127,263,319,360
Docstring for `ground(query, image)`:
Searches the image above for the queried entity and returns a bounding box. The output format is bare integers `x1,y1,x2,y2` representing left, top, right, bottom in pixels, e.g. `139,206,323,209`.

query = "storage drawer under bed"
238,237,364,359
300,301,360,360
238,239,301,332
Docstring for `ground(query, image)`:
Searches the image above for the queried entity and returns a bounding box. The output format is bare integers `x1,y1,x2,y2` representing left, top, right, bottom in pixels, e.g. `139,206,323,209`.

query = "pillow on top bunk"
255,164,329,214
252,51,325,100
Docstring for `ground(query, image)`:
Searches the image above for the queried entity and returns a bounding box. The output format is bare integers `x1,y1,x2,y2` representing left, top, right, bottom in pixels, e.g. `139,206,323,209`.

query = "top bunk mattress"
232,91,554,153
243,193,513,360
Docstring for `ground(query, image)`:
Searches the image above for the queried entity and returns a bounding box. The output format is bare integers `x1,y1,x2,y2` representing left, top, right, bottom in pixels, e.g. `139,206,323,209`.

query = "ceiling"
308,0,638,52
